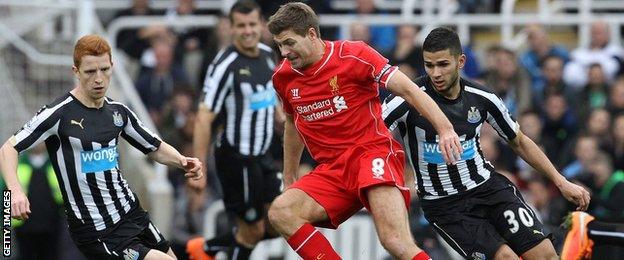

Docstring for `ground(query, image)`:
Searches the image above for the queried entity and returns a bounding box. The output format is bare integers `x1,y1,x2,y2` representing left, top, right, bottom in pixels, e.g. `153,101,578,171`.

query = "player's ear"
308,27,317,40
458,54,467,69
72,65,79,77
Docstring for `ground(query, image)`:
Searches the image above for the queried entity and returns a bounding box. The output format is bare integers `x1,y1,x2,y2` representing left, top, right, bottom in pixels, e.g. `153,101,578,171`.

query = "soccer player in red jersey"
266,3,462,260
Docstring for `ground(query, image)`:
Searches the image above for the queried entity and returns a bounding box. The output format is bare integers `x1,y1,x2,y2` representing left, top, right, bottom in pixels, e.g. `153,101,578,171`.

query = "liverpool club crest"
467,107,481,123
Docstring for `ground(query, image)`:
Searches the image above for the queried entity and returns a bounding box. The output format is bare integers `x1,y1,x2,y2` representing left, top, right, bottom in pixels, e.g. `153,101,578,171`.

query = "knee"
378,231,411,256
267,195,295,229
239,222,266,244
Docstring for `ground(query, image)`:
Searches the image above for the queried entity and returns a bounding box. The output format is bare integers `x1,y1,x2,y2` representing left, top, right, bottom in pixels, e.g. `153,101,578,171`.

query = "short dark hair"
267,2,320,37
423,27,462,56
229,0,261,23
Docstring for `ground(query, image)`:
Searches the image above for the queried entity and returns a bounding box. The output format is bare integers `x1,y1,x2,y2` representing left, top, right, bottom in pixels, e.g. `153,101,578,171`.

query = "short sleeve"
13,105,62,153
119,104,162,154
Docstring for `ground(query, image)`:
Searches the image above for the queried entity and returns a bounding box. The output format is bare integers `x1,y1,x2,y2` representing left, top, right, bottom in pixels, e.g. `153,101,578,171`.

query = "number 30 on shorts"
503,207,534,234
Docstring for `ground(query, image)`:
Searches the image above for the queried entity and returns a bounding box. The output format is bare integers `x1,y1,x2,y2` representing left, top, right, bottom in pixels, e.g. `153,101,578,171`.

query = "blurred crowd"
6,0,624,259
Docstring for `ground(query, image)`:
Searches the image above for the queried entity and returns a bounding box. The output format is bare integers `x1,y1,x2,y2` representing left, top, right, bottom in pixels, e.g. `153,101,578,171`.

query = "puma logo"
71,118,84,129
316,253,325,259
533,230,544,236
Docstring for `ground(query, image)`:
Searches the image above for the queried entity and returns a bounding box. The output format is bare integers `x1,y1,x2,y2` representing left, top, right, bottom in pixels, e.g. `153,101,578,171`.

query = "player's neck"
70,88,104,108
309,39,326,65
439,83,461,100
233,42,259,58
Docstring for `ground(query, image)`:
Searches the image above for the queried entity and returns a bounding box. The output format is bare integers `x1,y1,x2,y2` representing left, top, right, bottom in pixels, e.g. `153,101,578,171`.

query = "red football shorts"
289,144,411,229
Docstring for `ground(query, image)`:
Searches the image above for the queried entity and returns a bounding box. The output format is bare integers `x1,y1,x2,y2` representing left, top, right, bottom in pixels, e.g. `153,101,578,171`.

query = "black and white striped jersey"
12,93,161,241
201,43,276,156
382,76,519,200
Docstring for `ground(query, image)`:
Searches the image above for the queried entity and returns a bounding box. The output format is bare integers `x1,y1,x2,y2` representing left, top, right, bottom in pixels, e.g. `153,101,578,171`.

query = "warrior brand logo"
467,107,481,123
291,88,300,99
329,75,340,95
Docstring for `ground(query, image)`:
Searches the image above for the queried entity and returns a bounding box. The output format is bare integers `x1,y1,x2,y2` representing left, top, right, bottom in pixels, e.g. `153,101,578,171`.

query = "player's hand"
181,157,203,180
558,180,591,211
438,129,463,165
187,170,207,191
11,189,31,220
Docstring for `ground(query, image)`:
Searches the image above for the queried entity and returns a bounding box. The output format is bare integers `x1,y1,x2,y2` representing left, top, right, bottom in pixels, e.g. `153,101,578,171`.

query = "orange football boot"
561,211,595,260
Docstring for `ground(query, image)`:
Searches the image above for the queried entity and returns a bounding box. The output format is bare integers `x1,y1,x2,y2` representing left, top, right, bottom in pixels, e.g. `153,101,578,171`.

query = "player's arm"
386,70,461,164
0,137,30,220
508,131,590,210
148,141,203,180
189,104,217,190
283,114,305,188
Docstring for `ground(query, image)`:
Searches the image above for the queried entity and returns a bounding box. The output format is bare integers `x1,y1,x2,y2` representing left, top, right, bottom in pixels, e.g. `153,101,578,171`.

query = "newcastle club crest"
113,111,124,127
467,107,481,123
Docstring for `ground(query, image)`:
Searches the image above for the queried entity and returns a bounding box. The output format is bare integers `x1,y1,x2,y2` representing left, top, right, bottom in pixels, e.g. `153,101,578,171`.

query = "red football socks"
287,223,341,260
413,251,432,260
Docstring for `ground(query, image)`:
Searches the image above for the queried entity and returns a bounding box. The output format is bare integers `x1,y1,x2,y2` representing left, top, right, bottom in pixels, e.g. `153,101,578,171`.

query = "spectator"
199,15,232,87
135,38,190,125
387,24,424,77
349,22,371,43
562,135,599,179
534,55,572,110
608,77,624,116
541,93,578,167
112,0,163,60
563,20,624,89
519,24,570,91
484,46,532,115
604,114,624,171
585,108,612,147
525,178,566,233
574,63,610,120
344,0,397,53
517,110,558,180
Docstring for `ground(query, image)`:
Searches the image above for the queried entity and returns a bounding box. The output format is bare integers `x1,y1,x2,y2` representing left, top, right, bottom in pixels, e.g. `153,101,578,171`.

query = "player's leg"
519,239,557,260
366,185,428,260
144,248,176,259
268,188,341,259
228,218,265,259
269,164,363,260
493,244,519,260
357,149,430,260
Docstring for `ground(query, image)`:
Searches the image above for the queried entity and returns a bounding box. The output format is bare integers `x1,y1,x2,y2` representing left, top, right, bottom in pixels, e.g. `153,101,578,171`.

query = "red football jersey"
273,40,403,164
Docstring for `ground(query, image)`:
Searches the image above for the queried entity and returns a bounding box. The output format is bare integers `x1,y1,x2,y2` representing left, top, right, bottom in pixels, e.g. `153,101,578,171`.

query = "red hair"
73,34,112,67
